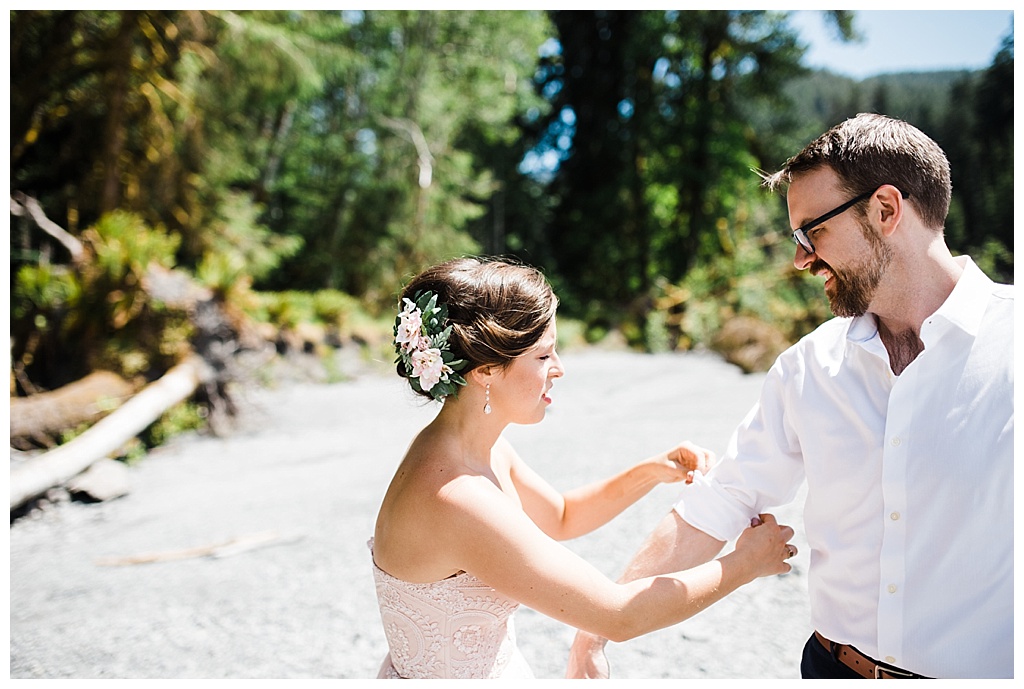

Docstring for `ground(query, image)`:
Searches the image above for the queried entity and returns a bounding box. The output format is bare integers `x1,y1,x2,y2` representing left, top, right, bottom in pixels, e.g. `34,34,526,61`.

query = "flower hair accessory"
394,290,468,401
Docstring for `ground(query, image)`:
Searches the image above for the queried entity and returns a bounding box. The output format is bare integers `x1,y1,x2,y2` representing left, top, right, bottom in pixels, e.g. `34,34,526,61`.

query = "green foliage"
12,11,215,242
194,191,303,299
141,400,207,450
256,10,553,307
11,210,189,389
639,184,834,357
780,69,971,154
248,291,318,329
83,211,182,339
312,290,361,328
12,264,82,321
936,34,1014,283
244,289,362,331
528,10,809,312
88,209,180,277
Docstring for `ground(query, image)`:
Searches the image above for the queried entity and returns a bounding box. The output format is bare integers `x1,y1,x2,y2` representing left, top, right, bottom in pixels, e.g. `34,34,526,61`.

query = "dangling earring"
483,383,492,415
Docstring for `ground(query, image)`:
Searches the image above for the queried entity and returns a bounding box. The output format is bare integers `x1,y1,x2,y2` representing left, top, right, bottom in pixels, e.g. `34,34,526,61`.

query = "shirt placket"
877,361,914,668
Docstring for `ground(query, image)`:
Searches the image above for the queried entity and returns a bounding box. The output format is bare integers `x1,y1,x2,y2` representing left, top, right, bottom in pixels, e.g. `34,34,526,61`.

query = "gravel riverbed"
10,349,810,680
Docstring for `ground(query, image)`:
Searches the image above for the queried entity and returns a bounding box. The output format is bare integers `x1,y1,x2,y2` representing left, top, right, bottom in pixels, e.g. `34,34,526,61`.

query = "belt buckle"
874,664,916,679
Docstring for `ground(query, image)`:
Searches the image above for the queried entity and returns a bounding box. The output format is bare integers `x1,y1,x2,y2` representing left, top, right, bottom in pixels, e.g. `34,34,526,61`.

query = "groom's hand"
566,630,610,679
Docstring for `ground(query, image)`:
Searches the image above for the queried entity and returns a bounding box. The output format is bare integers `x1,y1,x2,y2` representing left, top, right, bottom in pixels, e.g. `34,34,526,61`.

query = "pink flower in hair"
410,347,449,391
393,289,467,401
395,298,424,352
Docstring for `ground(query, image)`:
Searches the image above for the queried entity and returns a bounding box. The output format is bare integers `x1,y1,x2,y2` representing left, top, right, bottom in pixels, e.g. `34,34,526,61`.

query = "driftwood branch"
10,356,213,510
10,191,87,264
380,116,434,188
95,530,303,566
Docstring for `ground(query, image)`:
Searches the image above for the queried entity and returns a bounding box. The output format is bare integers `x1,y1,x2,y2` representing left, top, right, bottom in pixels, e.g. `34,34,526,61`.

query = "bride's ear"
468,366,495,387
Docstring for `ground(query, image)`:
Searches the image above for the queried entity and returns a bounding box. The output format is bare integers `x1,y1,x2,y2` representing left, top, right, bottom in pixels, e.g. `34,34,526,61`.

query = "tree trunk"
9,356,212,511
100,11,139,213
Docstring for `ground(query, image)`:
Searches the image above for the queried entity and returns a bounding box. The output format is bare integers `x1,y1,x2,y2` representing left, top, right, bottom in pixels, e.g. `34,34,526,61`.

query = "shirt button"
890,512,901,521
891,437,902,447
885,656,897,664
888,584,898,594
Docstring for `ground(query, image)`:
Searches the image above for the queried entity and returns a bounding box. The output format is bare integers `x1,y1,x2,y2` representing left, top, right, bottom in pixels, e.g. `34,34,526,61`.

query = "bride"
370,256,795,679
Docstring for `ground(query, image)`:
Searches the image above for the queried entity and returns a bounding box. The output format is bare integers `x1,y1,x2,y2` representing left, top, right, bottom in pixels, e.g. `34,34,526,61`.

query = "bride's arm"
443,475,791,643
566,510,726,677
503,436,713,541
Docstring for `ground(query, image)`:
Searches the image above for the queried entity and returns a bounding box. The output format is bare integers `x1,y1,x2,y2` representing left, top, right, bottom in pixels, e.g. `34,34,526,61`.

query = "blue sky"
789,10,1014,79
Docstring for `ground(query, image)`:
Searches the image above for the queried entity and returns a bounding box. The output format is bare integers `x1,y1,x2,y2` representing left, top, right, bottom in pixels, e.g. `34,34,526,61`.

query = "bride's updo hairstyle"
397,257,558,401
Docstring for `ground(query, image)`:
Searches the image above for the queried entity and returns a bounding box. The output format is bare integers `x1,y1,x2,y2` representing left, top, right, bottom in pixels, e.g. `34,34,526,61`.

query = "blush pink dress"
369,539,534,679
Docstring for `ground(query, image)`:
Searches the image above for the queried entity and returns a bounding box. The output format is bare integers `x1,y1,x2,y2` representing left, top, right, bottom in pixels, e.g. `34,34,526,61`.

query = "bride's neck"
432,400,504,468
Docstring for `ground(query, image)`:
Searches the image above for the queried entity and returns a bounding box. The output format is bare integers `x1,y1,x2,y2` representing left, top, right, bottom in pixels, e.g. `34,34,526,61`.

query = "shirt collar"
923,255,990,338
846,312,877,344
844,255,991,348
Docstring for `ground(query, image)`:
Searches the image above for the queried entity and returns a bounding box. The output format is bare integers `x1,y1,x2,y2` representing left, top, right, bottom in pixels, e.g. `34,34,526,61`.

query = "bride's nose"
550,352,565,378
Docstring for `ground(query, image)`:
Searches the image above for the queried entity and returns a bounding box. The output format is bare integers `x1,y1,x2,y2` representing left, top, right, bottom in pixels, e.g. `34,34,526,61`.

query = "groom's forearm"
619,509,725,584
575,509,725,654
566,511,725,677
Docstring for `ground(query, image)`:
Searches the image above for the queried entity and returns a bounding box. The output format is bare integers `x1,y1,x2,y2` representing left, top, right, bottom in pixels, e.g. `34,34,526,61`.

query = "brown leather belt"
814,631,930,679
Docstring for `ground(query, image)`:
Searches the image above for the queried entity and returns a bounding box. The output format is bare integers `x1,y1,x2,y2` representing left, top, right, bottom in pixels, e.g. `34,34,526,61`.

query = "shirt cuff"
672,471,755,543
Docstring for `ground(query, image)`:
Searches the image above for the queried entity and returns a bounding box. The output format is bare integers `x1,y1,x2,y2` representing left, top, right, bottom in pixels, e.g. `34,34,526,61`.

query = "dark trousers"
801,633,864,679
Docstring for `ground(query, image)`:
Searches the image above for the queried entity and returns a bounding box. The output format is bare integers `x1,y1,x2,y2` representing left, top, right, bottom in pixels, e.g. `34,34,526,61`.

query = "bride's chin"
524,409,549,425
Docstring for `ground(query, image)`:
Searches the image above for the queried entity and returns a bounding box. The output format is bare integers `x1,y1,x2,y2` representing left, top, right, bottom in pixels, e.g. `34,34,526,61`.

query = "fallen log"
9,356,213,511
10,370,136,449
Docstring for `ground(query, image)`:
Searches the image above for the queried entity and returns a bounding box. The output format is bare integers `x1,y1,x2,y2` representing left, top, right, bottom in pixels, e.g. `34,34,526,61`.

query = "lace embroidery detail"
369,539,531,679
453,625,483,655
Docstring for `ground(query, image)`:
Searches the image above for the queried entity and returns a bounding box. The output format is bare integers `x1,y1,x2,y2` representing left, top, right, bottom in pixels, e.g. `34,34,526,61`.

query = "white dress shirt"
675,256,1014,678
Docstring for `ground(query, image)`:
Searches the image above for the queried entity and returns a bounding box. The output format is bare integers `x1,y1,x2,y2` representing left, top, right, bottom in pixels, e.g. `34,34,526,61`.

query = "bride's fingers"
694,451,715,476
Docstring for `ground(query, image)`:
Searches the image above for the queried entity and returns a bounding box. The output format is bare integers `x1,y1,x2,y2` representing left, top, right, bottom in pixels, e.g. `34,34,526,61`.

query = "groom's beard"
814,222,892,318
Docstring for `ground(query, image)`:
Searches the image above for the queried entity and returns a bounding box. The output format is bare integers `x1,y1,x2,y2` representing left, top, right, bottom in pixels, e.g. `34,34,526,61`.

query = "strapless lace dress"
369,539,534,679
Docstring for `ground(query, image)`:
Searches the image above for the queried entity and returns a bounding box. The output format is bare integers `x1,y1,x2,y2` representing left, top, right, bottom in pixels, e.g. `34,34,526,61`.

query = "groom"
567,113,1014,679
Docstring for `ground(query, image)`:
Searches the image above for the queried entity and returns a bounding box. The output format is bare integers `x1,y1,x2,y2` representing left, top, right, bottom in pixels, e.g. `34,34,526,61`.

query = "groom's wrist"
575,629,609,649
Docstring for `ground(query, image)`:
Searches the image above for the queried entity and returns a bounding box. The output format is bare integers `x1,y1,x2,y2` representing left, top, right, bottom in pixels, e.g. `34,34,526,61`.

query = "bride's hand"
649,441,715,485
732,513,797,580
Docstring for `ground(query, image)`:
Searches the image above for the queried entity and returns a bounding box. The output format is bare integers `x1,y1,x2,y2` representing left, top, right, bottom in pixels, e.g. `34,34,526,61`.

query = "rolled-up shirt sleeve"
674,357,806,542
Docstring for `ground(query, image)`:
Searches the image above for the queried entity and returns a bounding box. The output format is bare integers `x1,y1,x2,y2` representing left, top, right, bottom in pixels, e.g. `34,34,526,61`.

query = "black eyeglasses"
790,190,874,255
790,187,910,254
